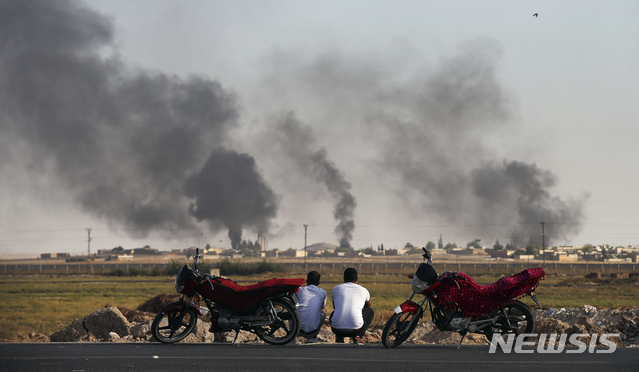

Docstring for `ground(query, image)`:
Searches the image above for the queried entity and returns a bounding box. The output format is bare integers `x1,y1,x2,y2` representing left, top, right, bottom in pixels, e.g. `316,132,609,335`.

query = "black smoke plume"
0,0,277,240
471,160,586,246
185,149,279,249
374,39,586,246
268,113,357,248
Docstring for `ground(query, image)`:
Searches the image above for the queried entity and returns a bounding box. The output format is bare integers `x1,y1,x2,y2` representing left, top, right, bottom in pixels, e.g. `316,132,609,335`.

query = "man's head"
306,270,321,286
343,267,358,283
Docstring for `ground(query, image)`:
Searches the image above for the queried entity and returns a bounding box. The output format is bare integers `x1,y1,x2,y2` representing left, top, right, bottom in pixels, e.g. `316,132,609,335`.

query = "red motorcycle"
152,249,304,345
382,248,545,348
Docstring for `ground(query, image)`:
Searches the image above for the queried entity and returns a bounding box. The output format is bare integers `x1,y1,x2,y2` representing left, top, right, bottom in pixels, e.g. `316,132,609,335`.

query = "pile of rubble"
16,295,639,347
533,306,639,347
48,307,151,343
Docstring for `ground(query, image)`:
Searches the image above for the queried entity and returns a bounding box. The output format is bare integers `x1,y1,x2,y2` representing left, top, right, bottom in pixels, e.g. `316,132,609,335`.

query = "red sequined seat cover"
199,278,304,311
432,268,545,317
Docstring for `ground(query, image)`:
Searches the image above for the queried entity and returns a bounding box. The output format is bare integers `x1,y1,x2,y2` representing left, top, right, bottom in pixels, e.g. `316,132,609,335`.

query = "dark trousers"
330,307,375,338
298,311,326,339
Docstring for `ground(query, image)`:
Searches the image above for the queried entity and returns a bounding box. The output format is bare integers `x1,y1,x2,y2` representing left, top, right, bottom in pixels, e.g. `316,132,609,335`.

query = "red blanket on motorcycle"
200,277,305,311
432,268,545,317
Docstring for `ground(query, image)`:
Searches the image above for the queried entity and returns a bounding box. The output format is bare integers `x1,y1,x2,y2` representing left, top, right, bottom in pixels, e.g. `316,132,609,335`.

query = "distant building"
514,255,534,261
490,250,515,259
127,247,159,255
279,249,307,258
40,253,71,259
458,248,486,256
261,250,278,258
304,242,339,255
204,247,226,255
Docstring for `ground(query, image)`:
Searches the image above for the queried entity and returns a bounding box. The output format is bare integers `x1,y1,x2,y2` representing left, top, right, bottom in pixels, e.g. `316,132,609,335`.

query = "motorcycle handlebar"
422,247,432,263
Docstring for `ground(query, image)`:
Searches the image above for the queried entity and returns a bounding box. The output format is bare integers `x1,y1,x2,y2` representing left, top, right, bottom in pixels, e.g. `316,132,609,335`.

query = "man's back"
297,285,327,332
331,282,370,330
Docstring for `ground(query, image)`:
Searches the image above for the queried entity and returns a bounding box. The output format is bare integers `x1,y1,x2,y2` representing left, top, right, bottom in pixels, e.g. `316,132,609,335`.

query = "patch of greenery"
217,259,285,276
0,277,173,341
1,271,638,341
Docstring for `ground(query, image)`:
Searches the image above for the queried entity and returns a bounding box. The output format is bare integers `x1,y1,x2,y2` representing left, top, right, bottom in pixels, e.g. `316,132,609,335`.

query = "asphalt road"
1,343,637,372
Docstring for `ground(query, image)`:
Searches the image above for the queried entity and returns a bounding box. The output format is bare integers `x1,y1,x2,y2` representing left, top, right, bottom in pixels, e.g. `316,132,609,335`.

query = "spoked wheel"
253,298,300,345
382,311,422,348
484,301,534,341
151,308,198,344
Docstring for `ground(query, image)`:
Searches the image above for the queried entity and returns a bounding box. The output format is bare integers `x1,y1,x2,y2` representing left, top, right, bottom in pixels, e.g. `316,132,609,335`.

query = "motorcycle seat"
456,268,545,294
433,268,545,316
201,277,304,311
212,277,305,294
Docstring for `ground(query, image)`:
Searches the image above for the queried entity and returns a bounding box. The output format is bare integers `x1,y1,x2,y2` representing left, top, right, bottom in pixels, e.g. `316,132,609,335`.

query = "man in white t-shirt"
297,271,327,343
330,267,374,344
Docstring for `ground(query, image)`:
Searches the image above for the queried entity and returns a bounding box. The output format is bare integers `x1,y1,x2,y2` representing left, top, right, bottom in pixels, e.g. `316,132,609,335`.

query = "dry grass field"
1,272,638,341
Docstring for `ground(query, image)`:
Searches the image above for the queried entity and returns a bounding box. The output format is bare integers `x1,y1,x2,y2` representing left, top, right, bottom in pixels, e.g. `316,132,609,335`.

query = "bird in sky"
533,13,538,17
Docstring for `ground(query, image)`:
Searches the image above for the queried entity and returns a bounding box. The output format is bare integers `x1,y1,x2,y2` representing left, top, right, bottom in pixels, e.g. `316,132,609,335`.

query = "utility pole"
303,224,308,264
541,222,545,268
86,228,92,273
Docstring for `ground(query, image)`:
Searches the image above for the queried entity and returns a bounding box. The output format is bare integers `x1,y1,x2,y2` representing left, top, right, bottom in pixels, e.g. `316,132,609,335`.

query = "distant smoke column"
0,0,240,237
185,148,279,249
471,160,586,247
310,149,356,248
268,113,357,248
374,39,586,245
228,230,242,250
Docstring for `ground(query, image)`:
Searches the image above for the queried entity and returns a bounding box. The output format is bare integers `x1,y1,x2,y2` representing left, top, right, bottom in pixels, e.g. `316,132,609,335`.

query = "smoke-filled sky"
1,0,638,255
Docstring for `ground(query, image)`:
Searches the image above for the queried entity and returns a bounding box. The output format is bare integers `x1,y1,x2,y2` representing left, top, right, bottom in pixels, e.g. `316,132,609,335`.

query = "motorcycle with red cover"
382,248,545,348
151,248,304,345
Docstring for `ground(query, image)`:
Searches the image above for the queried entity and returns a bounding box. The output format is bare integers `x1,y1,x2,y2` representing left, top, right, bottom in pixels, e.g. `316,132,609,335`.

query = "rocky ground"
12,295,639,348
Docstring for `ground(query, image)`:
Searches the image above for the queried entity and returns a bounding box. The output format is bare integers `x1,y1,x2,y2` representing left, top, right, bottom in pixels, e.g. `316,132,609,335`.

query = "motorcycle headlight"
174,279,185,294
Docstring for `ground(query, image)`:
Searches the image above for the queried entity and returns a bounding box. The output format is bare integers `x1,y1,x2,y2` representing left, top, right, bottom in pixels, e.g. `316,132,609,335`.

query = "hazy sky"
1,0,638,255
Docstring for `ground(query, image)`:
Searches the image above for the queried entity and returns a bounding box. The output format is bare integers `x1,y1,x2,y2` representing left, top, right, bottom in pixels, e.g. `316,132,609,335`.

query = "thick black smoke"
268,113,356,248
185,149,279,249
0,0,277,240
372,39,586,246
471,160,586,246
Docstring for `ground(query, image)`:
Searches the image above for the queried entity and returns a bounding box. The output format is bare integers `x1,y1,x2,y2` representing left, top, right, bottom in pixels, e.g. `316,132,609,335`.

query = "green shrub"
109,268,126,277
217,259,286,276
163,259,185,275
254,260,286,274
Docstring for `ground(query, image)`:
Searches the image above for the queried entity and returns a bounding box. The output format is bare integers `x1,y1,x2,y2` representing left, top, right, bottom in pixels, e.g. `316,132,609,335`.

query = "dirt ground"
14,301,639,348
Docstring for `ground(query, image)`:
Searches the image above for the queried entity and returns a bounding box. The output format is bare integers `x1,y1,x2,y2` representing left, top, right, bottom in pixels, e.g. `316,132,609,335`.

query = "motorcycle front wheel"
253,298,300,345
151,308,198,344
382,311,421,348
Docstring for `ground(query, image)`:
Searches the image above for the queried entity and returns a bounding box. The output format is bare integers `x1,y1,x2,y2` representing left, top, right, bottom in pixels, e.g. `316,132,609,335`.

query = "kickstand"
231,330,240,346
457,332,467,349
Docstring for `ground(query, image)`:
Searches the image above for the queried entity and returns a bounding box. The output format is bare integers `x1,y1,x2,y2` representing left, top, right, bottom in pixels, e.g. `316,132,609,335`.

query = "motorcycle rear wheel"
484,301,534,341
253,298,300,345
151,308,198,344
382,311,421,348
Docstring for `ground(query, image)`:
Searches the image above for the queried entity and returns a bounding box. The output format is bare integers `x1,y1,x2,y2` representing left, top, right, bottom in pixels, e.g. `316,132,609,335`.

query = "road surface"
1,342,637,372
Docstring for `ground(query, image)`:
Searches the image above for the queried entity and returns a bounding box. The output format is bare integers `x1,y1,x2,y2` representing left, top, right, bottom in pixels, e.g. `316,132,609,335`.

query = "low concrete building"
490,250,515,259
514,255,535,261
260,250,278,258
40,253,71,259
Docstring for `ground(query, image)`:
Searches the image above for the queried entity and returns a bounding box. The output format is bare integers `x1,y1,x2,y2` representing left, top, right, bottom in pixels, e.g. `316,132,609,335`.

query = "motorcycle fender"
160,301,204,317
394,300,420,314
